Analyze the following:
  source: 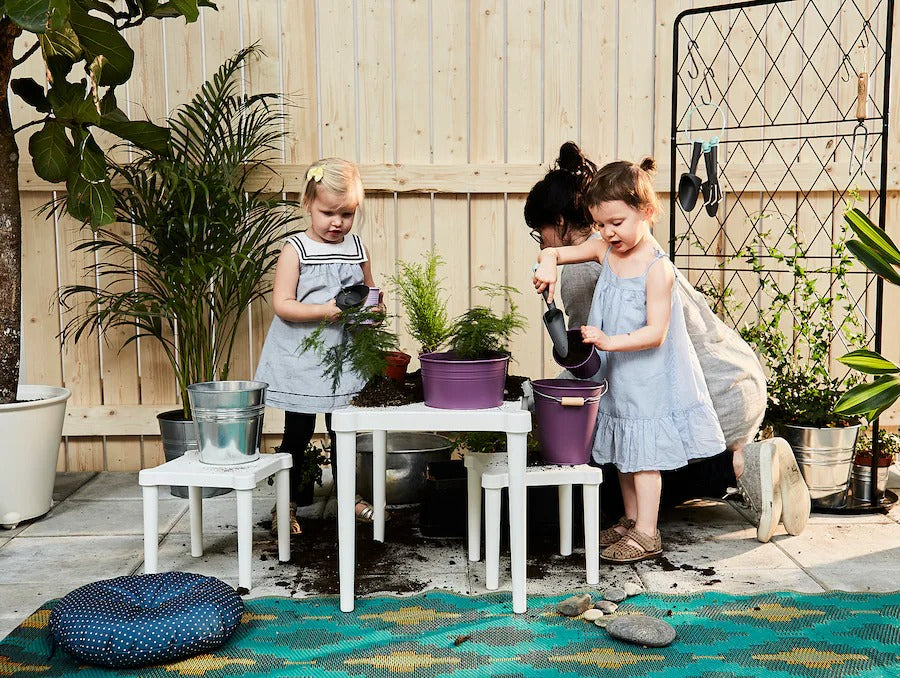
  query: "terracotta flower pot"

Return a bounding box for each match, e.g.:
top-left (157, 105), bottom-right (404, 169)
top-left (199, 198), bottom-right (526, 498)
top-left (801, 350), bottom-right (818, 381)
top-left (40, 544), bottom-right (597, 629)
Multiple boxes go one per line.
top-left (384, 351), bottom-right (412, 382)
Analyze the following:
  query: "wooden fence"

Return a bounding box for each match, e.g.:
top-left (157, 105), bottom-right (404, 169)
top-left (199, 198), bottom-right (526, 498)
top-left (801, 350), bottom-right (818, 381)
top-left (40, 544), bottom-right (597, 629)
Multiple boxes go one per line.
top-left (12, 0), bottom-right (900, 471)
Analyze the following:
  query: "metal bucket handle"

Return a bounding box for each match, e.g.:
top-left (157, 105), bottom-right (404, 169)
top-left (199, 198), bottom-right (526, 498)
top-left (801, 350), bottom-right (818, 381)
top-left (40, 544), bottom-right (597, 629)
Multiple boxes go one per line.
top-left (534, 380), bottom-right (608, 407)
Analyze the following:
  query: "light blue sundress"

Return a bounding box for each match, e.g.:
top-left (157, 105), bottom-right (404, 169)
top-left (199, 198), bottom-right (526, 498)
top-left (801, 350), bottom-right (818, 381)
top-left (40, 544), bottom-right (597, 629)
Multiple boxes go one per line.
top-left (254, 232), bottom-right (368, 413)
top-left (588, 248), bottom-right (725, 472)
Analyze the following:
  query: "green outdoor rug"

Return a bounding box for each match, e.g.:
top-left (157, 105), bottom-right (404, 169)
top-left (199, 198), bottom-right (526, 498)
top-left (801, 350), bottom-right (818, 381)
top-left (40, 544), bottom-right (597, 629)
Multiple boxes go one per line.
top-left (1, 590), bottom-right (898, 677)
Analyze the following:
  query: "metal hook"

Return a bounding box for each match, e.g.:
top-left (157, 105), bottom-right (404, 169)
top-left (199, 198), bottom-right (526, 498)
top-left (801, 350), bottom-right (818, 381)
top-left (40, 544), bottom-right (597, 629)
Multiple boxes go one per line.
top-left (686, 39), bottom-right (700, 79)
top-left (700, 67), bottom-right (715, 105)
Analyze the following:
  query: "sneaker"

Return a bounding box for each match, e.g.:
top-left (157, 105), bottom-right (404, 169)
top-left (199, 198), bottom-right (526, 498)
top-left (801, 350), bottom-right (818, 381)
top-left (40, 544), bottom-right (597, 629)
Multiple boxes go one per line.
top-left (726, 440), bottom-right (781, 543)
top-left (772, 437), bottom-right (810, 535)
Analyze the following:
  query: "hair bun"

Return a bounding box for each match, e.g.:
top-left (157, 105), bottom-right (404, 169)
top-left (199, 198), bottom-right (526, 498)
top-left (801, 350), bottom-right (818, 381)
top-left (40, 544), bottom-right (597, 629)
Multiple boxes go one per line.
top-left (639, 156), bottom-right (657, 175)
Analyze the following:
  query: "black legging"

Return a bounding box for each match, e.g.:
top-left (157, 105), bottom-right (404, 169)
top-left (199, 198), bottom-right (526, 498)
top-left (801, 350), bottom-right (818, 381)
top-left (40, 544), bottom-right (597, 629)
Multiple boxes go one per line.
top-left (281, 411), bottom-right (337, 501)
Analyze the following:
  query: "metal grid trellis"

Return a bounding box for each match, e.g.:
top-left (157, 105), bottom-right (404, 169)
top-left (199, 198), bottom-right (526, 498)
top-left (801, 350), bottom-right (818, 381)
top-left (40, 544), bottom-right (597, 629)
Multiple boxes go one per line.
top-left (669, 0), bottom-right (893, 367)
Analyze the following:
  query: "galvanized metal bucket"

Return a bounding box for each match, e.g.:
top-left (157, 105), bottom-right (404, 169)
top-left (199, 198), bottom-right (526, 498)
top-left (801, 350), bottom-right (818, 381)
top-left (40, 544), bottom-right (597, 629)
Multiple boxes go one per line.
top-left (187, 381), bottom-right (267, 465)
top-left (778, 424), bottom-right (860, 509)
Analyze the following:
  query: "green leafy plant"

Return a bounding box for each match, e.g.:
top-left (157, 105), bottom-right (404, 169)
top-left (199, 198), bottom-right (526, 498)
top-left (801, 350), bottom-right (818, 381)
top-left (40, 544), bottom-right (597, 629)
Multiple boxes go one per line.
top-left (59, 47), bottom-right (299, 419)
top-left (854, 429), bottom-right (900, 465)
top-left (450, 285), bottom-right (527, 359)
top-left (736, 215), bottom-right (866, 428)
top-left (301, 304), bottom-right (400, 391)
top-left (834, 208), bottom-right (900, 423)
top-left (0, 1), bottom-right (215, 403)
top-left (390, 251), bottom-right (453, 354)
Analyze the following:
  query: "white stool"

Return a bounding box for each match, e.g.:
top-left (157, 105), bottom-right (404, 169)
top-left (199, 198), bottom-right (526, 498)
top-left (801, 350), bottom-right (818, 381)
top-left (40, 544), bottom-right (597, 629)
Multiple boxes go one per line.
top-left (138, 451), bottom-right (292, 591)
top-left (464, 452), bottom-right (602, 590)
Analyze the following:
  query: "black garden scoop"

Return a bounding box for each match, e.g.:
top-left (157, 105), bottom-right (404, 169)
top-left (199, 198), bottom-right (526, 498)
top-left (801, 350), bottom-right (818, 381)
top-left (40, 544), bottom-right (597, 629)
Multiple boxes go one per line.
top-left (542, 289), bottom-right (569, 358)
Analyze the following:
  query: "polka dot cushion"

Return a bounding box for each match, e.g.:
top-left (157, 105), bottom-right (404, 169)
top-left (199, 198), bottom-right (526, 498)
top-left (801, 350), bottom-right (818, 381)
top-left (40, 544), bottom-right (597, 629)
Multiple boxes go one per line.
top-left (49, 572), bottom-right (244, 668)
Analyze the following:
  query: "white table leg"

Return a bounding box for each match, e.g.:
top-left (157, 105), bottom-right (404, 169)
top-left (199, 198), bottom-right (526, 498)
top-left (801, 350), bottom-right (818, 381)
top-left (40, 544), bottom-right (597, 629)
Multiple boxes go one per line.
top-left (336, 430), bottom-right (357, 612)
top-left (506, 431), bottom-right (528, 614)
top-left (276, 468), bottom-right (290, 562)
top-left (236, 489), bottom-right (253, 591)
top-left (372, 429), bottom-right (387, 542)
top-left (188, 485), bottom-right (203, 557)
top-left (142, 485), bottom-right (159, 574)
top-left (558, 483), bottom-right (573, 556)
top-left (467, 465), bottom-right (482, 562)
top-left (583, 484), bottom-right (600, 586)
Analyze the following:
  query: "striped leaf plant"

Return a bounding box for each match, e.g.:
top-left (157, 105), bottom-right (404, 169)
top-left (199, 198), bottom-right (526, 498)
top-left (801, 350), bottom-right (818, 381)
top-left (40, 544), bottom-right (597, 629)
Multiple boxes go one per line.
top-left (834, 208), bottom-right (900, 422)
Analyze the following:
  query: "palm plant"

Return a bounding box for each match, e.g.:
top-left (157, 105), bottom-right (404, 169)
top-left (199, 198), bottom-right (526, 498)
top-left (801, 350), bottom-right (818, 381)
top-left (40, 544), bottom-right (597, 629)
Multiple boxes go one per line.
top-left (59, 46), bottom-right (299, 419)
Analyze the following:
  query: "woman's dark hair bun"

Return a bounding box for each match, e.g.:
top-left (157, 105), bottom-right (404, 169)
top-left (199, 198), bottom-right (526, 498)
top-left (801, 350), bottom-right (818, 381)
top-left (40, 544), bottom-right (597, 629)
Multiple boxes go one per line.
top-left (639, 156), bottom-right (657, 175)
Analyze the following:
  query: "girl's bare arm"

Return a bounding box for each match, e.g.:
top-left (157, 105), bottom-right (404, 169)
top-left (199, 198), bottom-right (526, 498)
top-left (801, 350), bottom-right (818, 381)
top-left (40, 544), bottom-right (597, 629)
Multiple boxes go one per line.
top-left (271, 247), bottom-right (341, 322)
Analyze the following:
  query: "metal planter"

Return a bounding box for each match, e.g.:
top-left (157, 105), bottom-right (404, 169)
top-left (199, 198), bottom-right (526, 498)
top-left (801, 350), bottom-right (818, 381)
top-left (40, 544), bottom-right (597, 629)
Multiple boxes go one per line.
top-left (187, 381), bottom-right (267, 465)
top-left (778, 424), bottom-right (860, 509)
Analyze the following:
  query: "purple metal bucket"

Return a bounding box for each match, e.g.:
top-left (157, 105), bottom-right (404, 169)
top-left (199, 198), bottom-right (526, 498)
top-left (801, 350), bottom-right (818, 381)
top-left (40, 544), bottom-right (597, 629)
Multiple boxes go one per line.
top-left (420, 351), bottom-right (509, 409)
top-left (552, 329), bottom-right (602, 379)
top-left (533, 378), bottom-right (607, 464)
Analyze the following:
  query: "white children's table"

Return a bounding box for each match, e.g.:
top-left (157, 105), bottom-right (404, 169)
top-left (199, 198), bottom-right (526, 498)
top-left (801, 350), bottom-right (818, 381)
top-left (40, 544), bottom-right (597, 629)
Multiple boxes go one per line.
top-left (332, 401), bottom-right (532, 613)
top-left (138, 451), bottom-right (293, 591)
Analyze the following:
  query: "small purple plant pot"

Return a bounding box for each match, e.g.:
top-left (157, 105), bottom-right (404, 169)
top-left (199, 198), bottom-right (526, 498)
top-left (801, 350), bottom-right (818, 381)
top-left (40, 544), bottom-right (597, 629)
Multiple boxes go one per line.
top-left (533, 378), bottom-right (607, 464)
top-left (420, 351), bottom-right (509, 409)
top-left (552, 329), bottom-right (602, 379)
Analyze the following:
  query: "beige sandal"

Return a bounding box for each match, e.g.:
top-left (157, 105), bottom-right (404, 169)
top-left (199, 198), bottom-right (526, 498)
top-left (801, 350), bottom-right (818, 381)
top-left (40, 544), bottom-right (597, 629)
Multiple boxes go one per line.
top-left (601, 527), bottom-right (662, 564)
top-left (271, 503), bottom-right (302, 535)
top-left (600, 517), bottom-right (636, 546)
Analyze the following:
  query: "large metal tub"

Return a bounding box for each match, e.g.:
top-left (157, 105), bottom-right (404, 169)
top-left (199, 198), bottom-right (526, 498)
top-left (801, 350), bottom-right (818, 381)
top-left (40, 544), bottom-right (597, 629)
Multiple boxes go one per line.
top-left (356, 432), bottom-right (453, 505)
top-left (778, 424), bottom-right (860, 509)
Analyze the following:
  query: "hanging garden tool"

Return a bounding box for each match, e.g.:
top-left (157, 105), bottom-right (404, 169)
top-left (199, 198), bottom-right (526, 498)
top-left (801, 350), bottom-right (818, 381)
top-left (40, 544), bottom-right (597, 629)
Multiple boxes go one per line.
top-left (850, 70), bottom-right (869, 176)
top-left (678, 140), bottom-right (704, 211)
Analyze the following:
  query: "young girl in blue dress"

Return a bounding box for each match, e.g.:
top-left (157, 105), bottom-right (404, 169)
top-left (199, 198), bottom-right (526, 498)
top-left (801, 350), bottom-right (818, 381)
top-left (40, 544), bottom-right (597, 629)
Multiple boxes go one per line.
top-left (255, 157), bottom-right (380, 534)
top-left (533, 157), bottom-right (726, 563)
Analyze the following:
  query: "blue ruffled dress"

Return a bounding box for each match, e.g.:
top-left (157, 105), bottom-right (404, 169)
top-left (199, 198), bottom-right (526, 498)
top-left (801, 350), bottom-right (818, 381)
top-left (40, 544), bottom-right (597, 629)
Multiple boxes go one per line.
top-left (588, 248), bottom-right (725, 472)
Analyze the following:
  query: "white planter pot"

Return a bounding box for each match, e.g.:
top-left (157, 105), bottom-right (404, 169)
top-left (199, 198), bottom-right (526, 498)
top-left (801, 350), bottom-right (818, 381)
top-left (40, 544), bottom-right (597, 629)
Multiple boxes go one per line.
top-left (0, 385), bottom-right (71, 528)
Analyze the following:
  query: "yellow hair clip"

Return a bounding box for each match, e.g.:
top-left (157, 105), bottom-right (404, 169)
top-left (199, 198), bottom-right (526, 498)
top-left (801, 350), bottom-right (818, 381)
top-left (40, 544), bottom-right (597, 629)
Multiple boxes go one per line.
top-left (306, 166), bottom-right (324, 183)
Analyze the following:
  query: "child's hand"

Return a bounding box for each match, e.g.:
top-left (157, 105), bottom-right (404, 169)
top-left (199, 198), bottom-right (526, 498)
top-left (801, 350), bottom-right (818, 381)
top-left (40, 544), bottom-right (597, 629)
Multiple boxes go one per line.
top-left (581, 325), bottom-right (611, 350)
top-left (533, 257), bottom-right (558, 302)
top-left (322, 299), bottom-right (342, 321)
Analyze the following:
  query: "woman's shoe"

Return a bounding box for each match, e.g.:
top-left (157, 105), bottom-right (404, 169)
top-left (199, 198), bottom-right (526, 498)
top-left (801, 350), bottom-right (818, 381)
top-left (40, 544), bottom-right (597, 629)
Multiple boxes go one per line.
top-left (600, 517), bottom-right (636, 546)
top-left (600, 527), bottom-right (663, 564)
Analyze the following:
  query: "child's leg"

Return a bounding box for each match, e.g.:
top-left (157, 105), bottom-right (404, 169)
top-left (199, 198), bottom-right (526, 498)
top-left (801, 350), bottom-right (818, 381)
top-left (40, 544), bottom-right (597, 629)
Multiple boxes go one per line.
top-left (633, 470), bottom-right (662, 538)
top-left (282, 411), bottom-right (317, 502)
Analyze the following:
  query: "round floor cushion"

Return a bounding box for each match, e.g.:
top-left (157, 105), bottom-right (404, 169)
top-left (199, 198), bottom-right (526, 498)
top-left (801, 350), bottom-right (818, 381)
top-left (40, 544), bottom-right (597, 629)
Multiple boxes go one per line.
top-left (49, 572), bottom-right (244, 668)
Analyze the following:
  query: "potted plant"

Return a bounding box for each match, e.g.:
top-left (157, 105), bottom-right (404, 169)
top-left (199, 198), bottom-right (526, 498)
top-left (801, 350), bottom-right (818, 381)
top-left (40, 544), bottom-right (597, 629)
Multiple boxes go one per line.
top-left (0, 2), bottom-right (211, 527)
top-left (850, 430), bottom-right (898, 502)
top-left (737, 217), bottom-right (865, 508)
top-left (58, 47), bottom-right (298, 490)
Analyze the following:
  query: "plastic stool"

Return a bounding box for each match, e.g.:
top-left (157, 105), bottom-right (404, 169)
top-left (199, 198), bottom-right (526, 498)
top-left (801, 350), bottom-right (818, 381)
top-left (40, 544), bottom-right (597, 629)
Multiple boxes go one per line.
top-left (464, 452), bottom-right (602, 590)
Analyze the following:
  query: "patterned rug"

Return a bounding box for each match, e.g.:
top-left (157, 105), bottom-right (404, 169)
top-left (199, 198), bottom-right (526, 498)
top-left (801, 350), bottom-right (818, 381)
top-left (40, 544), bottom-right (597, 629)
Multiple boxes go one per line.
top-left (1, 590), bottom-right (898, 677)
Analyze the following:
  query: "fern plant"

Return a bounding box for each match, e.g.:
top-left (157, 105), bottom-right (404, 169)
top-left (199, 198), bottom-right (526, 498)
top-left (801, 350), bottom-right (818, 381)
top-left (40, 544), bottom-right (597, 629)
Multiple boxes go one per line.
top-left (58, 47), bottom-right (299, 419)
top-left (450, 285), bottom-right (527, 359)
top-left (301, 305), bottom-right (400, 391)
top-left (390, 251), bottom-right (453, 354)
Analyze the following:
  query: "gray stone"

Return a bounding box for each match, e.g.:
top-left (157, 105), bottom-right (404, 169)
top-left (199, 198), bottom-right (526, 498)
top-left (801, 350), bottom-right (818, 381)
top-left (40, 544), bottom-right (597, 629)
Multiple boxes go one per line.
top-left (582, 608), bottom-right (603, 621)
top-left (602, 587), bottom-right (627, 603)
top-left (623, 582), bottom-right (644, 597)
top-left (594, 600), bottom-right (618, 614)
top-left (606, 615), bottom-right (676, 648)
top-left (556, 594), bottom-right (592, 617)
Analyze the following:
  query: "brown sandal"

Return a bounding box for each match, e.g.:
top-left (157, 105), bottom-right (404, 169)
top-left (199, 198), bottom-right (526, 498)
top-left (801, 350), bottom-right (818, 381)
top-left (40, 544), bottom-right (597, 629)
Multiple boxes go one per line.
top-left (601, 527), bottom-right (662, 564)
top-left (600, 517), bottom-right (636, 546)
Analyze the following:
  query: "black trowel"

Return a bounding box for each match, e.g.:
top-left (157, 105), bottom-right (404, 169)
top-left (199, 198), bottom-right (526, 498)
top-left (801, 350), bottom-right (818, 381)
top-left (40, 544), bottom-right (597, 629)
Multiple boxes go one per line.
top-left (542, 289), bottom-right (569, 358)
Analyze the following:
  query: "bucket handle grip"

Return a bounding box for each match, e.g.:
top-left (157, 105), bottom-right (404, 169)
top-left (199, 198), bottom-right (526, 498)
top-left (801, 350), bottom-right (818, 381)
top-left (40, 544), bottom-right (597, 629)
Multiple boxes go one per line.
top-left (534, 380), bottom-right (608, 406)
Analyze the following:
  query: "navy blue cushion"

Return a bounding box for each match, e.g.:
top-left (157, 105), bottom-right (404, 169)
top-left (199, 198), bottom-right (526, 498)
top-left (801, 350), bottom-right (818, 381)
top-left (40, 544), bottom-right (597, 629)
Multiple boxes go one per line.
top-left (49, 572), bottom-right (244, 668)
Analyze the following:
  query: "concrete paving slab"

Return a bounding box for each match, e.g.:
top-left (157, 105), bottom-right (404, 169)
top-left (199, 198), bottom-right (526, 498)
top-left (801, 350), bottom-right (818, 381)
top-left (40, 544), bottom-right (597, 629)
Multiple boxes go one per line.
top-left (0, 536), bottom-right (145, 586)
top-left (52, 472), bottom-right (96, 502)
top-left (635, 567), bottom-right (825, 594)
top-left (16, 499), bottom-right (185, 537)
